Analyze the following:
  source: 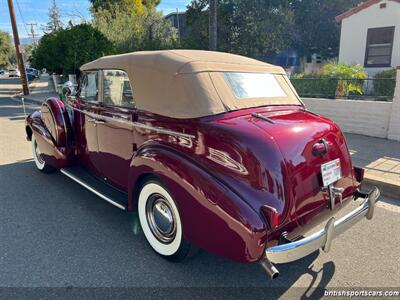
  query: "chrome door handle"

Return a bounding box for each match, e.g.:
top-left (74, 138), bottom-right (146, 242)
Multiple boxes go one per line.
top-left (87, 118), bottom-right (96, 123)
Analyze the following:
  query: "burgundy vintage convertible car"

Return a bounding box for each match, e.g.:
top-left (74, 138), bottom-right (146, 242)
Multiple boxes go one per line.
top-left (25, 50), bottom-right (379, 279)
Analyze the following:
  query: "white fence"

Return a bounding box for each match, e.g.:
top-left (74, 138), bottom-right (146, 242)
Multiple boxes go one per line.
top-left (302, 67), bottom-right (400, 141)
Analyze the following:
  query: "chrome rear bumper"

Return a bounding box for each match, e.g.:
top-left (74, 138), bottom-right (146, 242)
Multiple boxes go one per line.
top-left (261, 187), bottom-right (379, 278)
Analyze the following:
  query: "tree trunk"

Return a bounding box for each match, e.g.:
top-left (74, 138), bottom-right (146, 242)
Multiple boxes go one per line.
top-left (209, 0), bottom-right (217, 51)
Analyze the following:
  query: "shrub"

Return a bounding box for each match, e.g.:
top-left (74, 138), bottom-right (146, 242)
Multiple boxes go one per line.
top-left (322, 63), bottom-right (367, 96)
top-left (373, 69), bottom-right (396, 99)
top-left (31, 24), bottom-right (115, 75)
top-left (291, 63), bottom-right (368, 98)
top-left (291, 73), bottom-right (339, 98)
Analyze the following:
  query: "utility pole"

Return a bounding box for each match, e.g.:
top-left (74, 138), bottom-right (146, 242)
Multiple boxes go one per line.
top-left (27, 23), bottom-right (38, 46)
top-left (209, 0), bottom-right (217, 51)
top-left (7, 0), bottom-right (30, 95)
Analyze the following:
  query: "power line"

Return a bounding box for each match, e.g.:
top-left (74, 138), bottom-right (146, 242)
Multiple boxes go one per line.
top-left (14, 0), bottom-right (29, 37)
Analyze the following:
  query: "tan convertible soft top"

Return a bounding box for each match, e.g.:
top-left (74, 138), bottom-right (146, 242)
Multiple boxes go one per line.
top-left (81, 50), bottom-right (302, 119)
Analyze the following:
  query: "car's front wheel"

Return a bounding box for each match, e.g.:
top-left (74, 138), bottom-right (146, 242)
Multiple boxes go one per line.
top-left (138, 178), bottom-right (194, 262)
top-left (31, 135), bottom-right (55, 173)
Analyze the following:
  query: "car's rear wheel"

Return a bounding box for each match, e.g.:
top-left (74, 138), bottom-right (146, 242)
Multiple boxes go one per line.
top-left (31, 135), bottom-right (55, 173)
top-left (138, 178), bottom-right (194, 262)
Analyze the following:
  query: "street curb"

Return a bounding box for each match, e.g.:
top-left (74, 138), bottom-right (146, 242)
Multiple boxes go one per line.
top-left (362, 176), bottom-right (400, 199)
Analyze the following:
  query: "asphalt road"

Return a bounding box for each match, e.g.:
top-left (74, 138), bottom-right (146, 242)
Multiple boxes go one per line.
top-left (0, 77), bottom-right (399, 298)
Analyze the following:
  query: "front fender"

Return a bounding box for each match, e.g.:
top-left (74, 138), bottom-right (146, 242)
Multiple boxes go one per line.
top-left (26, 109), bottom-right (74, 169)
top-left (128, 144), bottom-right (267, 263)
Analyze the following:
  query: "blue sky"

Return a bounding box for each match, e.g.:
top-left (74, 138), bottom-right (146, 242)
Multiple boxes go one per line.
top-left (0, 0), bottom-right (191, 39)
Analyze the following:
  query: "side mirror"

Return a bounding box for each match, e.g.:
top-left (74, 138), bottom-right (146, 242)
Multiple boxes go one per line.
top-left (62, 81), bottom-right (76, 97)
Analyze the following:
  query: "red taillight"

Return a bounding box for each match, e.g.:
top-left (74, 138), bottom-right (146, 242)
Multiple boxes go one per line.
top-left (354, 166), bottom-right (365, 182)
top-left (261, 205), bottom-right (279, 230)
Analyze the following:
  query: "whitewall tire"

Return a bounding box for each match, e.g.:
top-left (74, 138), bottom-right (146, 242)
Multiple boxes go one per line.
top-left (138, 179), bottom-right (194, 261)
top-left (31, 135), bottom-right (54, 173)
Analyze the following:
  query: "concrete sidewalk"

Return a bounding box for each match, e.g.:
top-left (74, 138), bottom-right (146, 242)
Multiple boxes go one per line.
top-left (16, 74), bottom-right (58, 104)
top-left (346, 133), bottom-right (400, 198)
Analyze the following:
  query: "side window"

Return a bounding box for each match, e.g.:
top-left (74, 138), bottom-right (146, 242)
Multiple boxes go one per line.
top-left (80, 71), bottom-right (99, 102)
top-left (102, 70), bottom-right (135, 107)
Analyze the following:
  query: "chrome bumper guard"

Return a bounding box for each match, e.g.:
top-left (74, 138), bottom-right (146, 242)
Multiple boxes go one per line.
top-left (265, 187), bottom-right (380, 266)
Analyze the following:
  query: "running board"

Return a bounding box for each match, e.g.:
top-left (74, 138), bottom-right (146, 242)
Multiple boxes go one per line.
top-left (60, 167), bottom-right (127, 210)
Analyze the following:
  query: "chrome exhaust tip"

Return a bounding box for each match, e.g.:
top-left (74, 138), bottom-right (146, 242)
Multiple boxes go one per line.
top-left (260, 258), bottom-right (280, 279)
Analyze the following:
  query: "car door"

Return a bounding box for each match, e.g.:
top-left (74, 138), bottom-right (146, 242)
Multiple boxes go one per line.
top-left (96, 69), bottom-right (136, 191)
top-left (77, 70), bottom-right (103, 177)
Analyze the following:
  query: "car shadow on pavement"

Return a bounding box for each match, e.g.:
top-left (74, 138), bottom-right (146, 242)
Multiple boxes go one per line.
top-left (0, 97), bottom-right (38, 119)
top-left (0, 160), bottom-right (335, 296)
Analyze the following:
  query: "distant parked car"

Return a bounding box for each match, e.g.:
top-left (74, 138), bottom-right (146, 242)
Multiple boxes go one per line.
top-left (26, 73), bottom-right (36, 82)
top-left (26, 68), bottom-right (39, 81)
top-left (26, 68), bottom-right (40, 79)
top-left (0, 69), bottom-right (5, 75)
top-left (8, 69), bottom-right (20, 77)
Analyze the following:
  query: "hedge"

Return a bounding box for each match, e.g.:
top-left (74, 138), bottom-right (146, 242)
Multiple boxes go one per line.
top-left (373, 69), bottom-right (396, 99)
top-left (291, 74), bottom-right (339, 98)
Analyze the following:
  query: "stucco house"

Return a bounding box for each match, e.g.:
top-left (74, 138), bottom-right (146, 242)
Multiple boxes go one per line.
top-left (336, 0), bottom-right (400, 75)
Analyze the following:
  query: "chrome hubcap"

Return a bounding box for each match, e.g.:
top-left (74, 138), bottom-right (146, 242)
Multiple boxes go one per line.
top-left (34, 140), bottom-right (44, 164)
top-left (146, 194), bottom-right (176, 244)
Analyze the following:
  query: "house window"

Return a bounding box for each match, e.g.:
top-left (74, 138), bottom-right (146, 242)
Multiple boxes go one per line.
top-left (364, 26), bottom-right (395, 67)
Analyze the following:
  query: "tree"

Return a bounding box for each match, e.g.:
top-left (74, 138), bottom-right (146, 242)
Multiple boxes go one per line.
top-left (290, 0), bottom-right (361, 58)
top-left (44, 0), bottom-right (63, 33)
top-left (184, 0), bottom-right (295, 60)
top-left (92, 2), bottom-right (178, 53)
top-left (31, 24), bottom-right (114, 75)
top-left (183, 0), bottom-right (209, 50)
top-left (22, 44), bottom-right (35, 63)
top-left (209, 0), bottom-right (217, 50)
top-left (184, 0), bottom-right (362, 60)
top-left (230, 0), bottom-right (295, 59)
top-left (90, 0), bottom-right (159, 13)
top-left (0, 30), bottom-right (15, 68)
top-left (141, 9), bottom-right (178, 50)
top-left (142, 0), bottom-right (160, 8)
top-left (93, 4), bottom-right (143, 52)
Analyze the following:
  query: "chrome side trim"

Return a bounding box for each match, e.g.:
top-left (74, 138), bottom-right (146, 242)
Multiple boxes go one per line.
top-left (66, 104), bottom-right (195, 139)
top-left (265, 187), bottom-right (380, 264)
top-left (60, 168), bottom-right (126, 210)
top-left (131, 121), bottom-right (195, 139)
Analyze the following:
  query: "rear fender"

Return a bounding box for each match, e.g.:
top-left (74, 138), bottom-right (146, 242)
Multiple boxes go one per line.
top-left (128, 144), bottom-right (267, 263)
